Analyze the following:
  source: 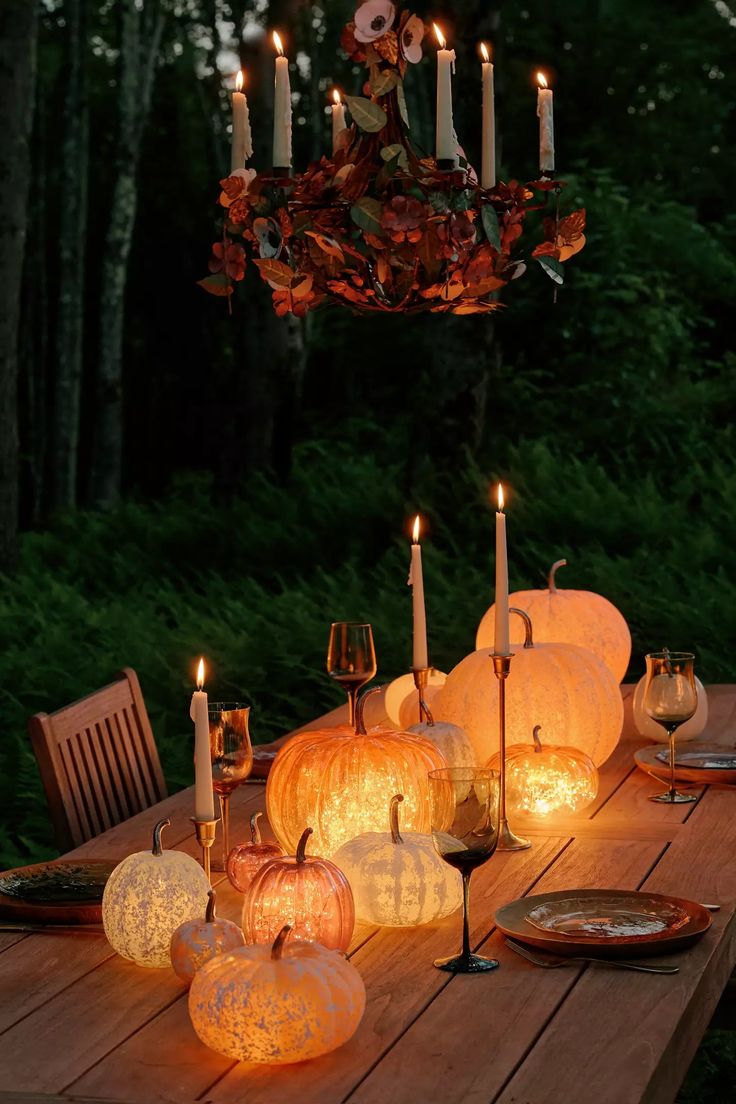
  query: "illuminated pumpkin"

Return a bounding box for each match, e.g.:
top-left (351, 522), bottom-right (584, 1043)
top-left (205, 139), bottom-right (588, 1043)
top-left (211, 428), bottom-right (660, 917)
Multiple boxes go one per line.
top-left (242, 827), bottom-right (355, 952)
top-left (189, 924), bottom-right (365, 1064)
top-left (227, 811), bottom-right (284, 893)
top-left (266, 690), bottom-right (448, 858)
top-left (438, 609), bottom-right (623, 767)
top-left (170, 888), bottom-right (245, 985)
top-left (407, 718), bottom-right (476, 770)
top-left (476, 559), bottom-right (631, 683)
top-left (487, 725), bottom-right (598, 817)
top-left (633, 674), bottom-right (708, 743)
top-left (333, 794), bottom-right (462, 927)
top-left (102, 818), bottom-right (209, 968)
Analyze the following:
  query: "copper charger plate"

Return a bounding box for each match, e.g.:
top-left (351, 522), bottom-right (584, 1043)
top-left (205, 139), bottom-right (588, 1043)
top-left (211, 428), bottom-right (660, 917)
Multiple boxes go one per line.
top-left (635, 744), bottom-right (736, 787)
top-left (0, 860), bottom-right (119, 924)
top-left (495, 889), bottom-right (712, 959)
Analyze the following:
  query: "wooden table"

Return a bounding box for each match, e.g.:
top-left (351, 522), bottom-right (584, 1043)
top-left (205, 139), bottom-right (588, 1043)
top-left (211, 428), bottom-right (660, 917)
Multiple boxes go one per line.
top-left (2, 686), bottom-right (735, 1104)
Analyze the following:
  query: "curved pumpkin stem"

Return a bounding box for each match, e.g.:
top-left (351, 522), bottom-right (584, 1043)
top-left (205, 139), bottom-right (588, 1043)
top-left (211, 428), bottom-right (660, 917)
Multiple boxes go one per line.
top-left (354, 685), bottom-right (384, 735)
top-left (532, 725), bottom-right (544, 753)
top-left (390, 794), bottom-right (404, 845)
top-left (271, 924), bottom-right (293, 960)
top-left (205, 888), bottom-right (217, 923)
top-left (295, 827), bottom-right (313, 863)
top-left (152, 818), bottom-right (170, 856)
top-left (509, 607), bottom-right (534, 649)
top-left (250, 810), bottom-right (263, 845)
top-left (548, 559), bottom-right (567, 593)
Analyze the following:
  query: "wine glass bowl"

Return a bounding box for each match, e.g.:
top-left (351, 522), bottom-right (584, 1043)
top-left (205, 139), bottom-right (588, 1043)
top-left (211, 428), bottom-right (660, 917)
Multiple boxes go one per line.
top-left (643, 652), bottom-right (697, 804)
top-left (208, 703), bottom-right (254, 870)
top-left (326, 622), bottom-right (377, 726)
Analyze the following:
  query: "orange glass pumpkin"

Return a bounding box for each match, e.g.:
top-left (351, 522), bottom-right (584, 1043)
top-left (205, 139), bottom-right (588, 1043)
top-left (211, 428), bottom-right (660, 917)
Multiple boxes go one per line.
top-left (266, 690), bottom-right (448, 858)
top-left (170, 888), bottom-right (245, 985)
top-left (487, 725), bottom-right (599, 817)
top-left (476, 559), bottom-right (632, 683)
top-left (242, 827), bottom-right (355, 952)
top-left (438, 609), bottom-right (623, 767)
top-left (227, 811), bottom-right (284, 893)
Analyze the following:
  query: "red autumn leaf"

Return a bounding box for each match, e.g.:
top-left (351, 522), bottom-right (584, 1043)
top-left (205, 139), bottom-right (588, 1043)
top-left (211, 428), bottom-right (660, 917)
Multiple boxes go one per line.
top-left (304, 231), bottom-right (345, 263)
top-left (532, 240), bottom-right (559, 259)
top-left (253, 258), bottom-right (294, 288)
top-left (374, 29), bottom-right (399, 65)
top-left (197, 273), bottom-right (233, 297)
top-left (558, 208), bottom-right (586, 243)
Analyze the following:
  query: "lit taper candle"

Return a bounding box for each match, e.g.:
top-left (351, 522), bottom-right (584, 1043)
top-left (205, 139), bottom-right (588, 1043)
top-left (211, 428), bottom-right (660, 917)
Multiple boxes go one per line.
top-left (231, 70), bottom-right (253, 173)
top-left (494, 485), bottom-right (510, 655)
top-left (433, 23), bottom-right (457, 166)
top-left (480, 43), bottom-right (496, 189)
top-left (536, 71), bottom-right (555, 173)
top-left (408, 515), bottom-right (429, 669)
top-left (331, 88), bottom-right (347, 154)
top-left (190, 658), bottom-right (215, 821)
top-left (272, 31), bottom-right (292, 169)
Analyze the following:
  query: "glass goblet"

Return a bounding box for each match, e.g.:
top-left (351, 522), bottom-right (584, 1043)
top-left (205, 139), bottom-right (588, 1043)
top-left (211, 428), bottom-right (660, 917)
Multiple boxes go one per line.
top-left (429, 767), bottom-right (501, 973)
top-left (208, 703), bottom-right (254, 870)
top-left (326, 622), bottom-right (377, 727)
top-left (643, 651), bottom-right (698, 804)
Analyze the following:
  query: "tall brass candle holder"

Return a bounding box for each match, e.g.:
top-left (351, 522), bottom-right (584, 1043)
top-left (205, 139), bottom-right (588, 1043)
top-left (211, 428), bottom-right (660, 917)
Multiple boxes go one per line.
top-left (491, 652), bottom-right (531, 852)
top-left (190, 816), bottom-right (220, 883)
top-left (412, 667), bottom-right (435, 725)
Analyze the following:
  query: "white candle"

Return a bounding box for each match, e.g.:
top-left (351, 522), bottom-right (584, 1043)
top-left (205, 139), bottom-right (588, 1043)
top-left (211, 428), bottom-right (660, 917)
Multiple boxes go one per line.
top-left (480, 44), bottom-right (496, 189)
top-left (494, 485), bottom-right (510, 655)
top-left (537, 71), bottom-right (555, 173)
top-left (332, 89), bottom-right (347, 154)
top-left (408, 515), bottom-right (429, 669)
top-left (433, 24), bottom-right (457, 166)
top-left (190, 658), bottom-right (215, 821)
top-left (272, 32), bottom-right (292, 169)
top-left (230, 70), bottom-right (252, 173)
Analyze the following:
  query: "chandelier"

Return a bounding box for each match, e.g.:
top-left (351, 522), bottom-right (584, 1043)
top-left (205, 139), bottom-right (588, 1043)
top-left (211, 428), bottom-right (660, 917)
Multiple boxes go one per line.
top-left (199, 3), bottom-right (586, 317)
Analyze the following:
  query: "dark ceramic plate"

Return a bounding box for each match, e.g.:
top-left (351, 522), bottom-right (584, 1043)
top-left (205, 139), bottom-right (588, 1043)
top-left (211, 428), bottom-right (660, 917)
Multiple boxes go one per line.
top-left (0, 860), bottom-right (119, 923)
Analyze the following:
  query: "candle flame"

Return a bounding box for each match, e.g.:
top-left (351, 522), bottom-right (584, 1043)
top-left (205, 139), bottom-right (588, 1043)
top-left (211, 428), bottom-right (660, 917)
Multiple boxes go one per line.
top-left (433, 23), bottom-right (446, 49)
top-left (196, 657), bottom-right (205, 690)
top-left (497, 484), bottom-right (505, 511)
top-left (333, 88), bottom-right (341, 105)
top-left (537, 71), bottom-right (548, 89)
top-left (480, 42), bottom-right (490, 63)
top-left (412, 515), bottom-right (421, 543)
top-left (273, 30), bottom-right (284, 56)
top-left (235, 70), bottom-right (243, 92)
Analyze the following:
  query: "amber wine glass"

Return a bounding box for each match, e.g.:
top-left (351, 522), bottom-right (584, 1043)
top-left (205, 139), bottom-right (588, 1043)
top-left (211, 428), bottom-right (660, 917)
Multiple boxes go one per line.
top-left (208, 703), bottom-right (254, 870)
top-left (643, 651), bottom-right (698, 804)
top-left (326, 622), bottom-right (377, 727)
top-left (429, 767), bottom-right (501, 973)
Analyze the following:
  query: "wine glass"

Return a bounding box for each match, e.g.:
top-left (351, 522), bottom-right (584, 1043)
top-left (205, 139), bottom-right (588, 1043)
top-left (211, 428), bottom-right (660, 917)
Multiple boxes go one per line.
top-left (208, 703), bottom-right (254, 870)
top-left (326, 622), bottom-right (377, 727)
top-left (428, 767), bottom-right (501, 973)
top-left (643, 651), bottom-right (698, 804)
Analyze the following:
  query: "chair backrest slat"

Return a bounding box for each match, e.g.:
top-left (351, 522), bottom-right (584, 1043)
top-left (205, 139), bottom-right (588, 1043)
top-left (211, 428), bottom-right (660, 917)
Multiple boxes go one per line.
top-left (29, 669), bottom-right (168, 851)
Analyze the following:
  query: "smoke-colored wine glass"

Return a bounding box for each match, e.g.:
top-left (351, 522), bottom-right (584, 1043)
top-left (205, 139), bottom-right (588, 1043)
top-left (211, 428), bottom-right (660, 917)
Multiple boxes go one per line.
top-left (643, 651), bottom-right (698, 804)
top-left (326, 622), bottom-right (377, 727)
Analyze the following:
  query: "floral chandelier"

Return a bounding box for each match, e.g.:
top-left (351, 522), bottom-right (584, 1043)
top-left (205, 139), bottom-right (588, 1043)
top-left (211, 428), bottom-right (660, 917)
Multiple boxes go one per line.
top-left (199, 2), bottom-right (586, 317)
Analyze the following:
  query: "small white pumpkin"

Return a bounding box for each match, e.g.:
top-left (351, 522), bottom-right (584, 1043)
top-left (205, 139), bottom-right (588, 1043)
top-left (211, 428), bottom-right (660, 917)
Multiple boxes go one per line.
top-left (408, 718), bottom-right (476, 770)
top-left (333, 794), bottom-right (462, 927)
top-left (632, 674), bottom-right (708, 742)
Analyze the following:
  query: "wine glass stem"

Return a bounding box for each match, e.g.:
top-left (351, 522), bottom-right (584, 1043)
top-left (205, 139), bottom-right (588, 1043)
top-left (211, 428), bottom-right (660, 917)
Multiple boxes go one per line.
top-left (219, 792), bottom-right (230, 867)
top-left (461, 872), bottom-right (472, 961)
top-left (347, 687), bottom-right (358, 727)
top-left (667, 726), bottom-right (677, 796)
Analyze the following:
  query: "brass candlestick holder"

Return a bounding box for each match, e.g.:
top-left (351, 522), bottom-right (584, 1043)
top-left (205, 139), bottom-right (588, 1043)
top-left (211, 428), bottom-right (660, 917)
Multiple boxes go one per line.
top-left (190, 816), bottom-right (220, 883)
top-left (491, 653), bottom-right (531, 852)
top-left (412, 667), bottom-right (435, 725)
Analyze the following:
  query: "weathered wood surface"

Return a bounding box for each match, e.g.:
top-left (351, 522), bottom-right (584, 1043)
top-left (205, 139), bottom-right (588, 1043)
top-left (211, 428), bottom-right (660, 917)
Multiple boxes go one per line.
top-left (1, 685), bottom-right (734, 1104)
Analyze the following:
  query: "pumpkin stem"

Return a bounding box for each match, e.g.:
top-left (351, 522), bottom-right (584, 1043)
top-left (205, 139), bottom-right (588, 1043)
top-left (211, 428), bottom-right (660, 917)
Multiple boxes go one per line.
top-left (271, 924), bottom-right (292, 960)
top-left (354, 685), bottom-right (384, 735)
top-left (250, 810), bottom-right (262, 845)
top-left (205, 888), bottom-right (217, 923)
top-left (295, 827), bottom-right (313, 863)
top-left (548, 559), bottom-right (567, 593)
top-left (532, 725), bottom-right (544, 753)
top-left (509, 607), bottom-right (534, 649)
top-left (152, 818), bottom-right (170, 856)
top-left (390, 794), bottom-right (404, 845)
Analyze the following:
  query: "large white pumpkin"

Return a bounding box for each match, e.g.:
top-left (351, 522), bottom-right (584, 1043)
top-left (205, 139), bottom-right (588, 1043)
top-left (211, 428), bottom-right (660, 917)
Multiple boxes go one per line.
top-left (437, 610), bottom-right (623, 767)
top-left (632, 674), bottom-right (708, 742)
top-left (102, 818), bottom-right (210, 968)
top-left (476, 559), bottom-right (631, 684)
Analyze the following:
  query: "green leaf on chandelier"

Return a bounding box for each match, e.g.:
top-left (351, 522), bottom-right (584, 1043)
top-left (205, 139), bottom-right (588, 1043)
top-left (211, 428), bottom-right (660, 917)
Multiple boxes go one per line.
top-left (428, 192), bottom-right (450, 213)
top-left (535, 255), bottom-right (565, 284)
top-left (451, 190), bottom-right (473, 213)
top-left (370, 67), bottom-right (398, 97)
top-left (482, 207), bottom-right (502, 251)
top-left (196, 273), bottom-right (233, 297)
top-left (396, 80), bottom-right (410, 128)
top-left (376, 153), bottom-right (401, 190)
top-left (344, 96), bottom-right (387, 134)
top-left (350, 197), bottom-right (384, 237)
top-left (381, 144), bottom-right (409, 170)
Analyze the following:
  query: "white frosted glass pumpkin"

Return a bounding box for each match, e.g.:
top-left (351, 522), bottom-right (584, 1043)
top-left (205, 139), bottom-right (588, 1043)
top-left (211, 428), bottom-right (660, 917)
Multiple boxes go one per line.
top-left (333, 794), bottom-right (462, 927)
top-left (632, 674), bottom-right (708, 742)
top-left (384, 669), bottom-right (447, 729)
top-left (407, 719), bottom-right (476, 770)
top-left (102, 818), bottom-right (210, 968)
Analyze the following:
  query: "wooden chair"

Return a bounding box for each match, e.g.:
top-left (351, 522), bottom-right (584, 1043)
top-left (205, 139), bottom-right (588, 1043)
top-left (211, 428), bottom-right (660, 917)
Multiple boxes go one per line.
top-left (29, 668), bottom-right (168, 851)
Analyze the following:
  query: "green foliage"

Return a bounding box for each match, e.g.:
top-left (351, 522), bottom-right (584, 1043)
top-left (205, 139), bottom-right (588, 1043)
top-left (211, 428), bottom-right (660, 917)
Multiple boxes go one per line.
top-left (678, 1029), bottom-right (736, 1103)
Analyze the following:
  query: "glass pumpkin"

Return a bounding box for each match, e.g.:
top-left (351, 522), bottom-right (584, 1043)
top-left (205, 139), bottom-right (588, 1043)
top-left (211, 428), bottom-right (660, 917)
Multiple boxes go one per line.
top-left (333, 794), bottom-right (462, 926)
top-left (476, 559), bottom-right (631, 683)
top-left (102, 818), bottom-right (210, 968)
top-left (241, 827), bottom-right (355, 952)
top-left (170, 888), bottom-right (245, 985)
top-left (438, 609), bottom-right (623, 767)
top-left (227, 811), bottom-right (284, 892)
top-left (487, 725), bottom-right (599, 817)
top-left (189, 924), bottom-right (366, 1064)
top-left (632, 673), bottom-right (708, 743)
top-left (266, 690), bottom-right (449, 858)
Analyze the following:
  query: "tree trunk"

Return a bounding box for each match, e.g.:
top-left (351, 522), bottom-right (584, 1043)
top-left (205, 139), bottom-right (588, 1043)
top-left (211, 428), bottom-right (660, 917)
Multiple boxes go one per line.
top-left (51, 0), bottom-right (88, 511)
top-left (88, 0), bottom-right (164, 509)
top-left (0, 1), bottom-right (37, 570)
